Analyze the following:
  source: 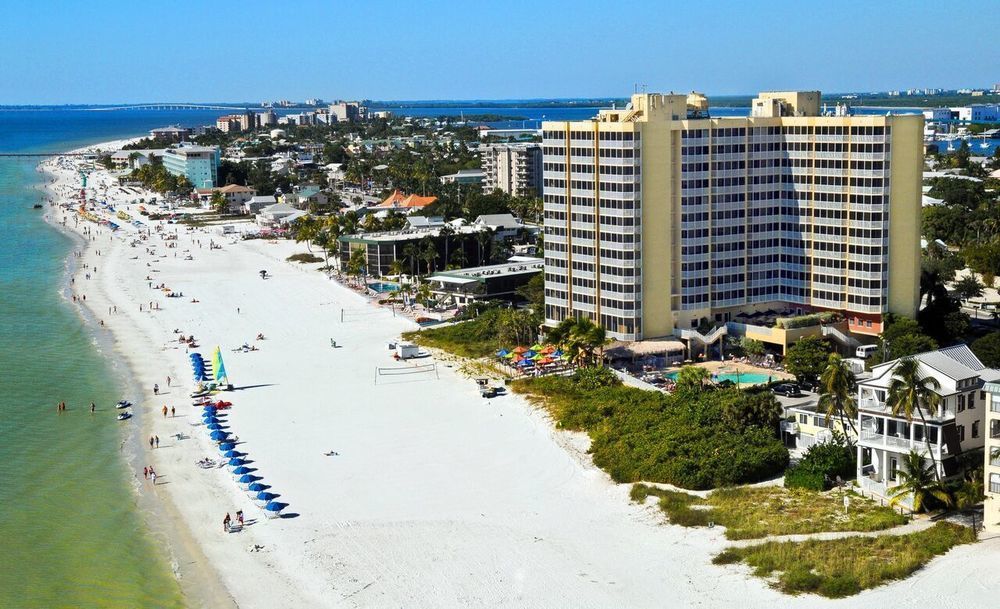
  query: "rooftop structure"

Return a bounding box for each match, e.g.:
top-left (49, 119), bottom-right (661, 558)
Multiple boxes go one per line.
top-left (162, 144), bottom-right (220, 189)
top-left (427, 257), bottom-right (544, 306)
top-left (375, 190), bottom-right (438, 213)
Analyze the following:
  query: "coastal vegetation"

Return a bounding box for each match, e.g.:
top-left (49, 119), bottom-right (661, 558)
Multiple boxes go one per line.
top-left (784, 438), bottom-right (856, 491)
top-left (631, 484), bottom-right (906, 540)
top-left (128, 156), bottom-right (192, 195)
top-left (712, 522), bottom-right (975, 598)
top-left (402, 306), bottom-right (540, 358)
top-left (512, 368), bottom-right (788, 489)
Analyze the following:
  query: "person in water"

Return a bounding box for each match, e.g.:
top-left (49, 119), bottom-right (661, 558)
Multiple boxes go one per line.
top-left (90, 402), bottom-right (95, 413)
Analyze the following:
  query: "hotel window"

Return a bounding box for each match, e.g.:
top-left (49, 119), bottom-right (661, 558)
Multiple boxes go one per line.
top-left (973, 421), bottom-right (980, 439)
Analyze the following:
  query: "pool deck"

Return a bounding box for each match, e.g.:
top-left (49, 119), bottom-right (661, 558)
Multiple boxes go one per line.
top-left (664, 359), bottom-right (794, 384)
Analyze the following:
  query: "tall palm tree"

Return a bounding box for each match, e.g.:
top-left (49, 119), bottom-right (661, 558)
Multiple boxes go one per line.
top-left (438, 224), bottom-right (455, 268)
top-left (420, 240), bottom-right (439, 275)
top-left (476, 228), bottom-right (494, 265)
top-left (818, 353), bottom-right (858, 437)
top-left (886, 450), bottom-right (953, 513)
top-left (548, 317), bottom-right (608, 367)
top-left (402, 243), bottom-right (419, 277)
top-left (885, 357), bottom-right (942, 478)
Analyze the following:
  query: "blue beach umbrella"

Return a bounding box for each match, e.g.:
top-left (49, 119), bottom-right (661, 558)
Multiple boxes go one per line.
top-left (256, 491), bottom-right (279, 502)
top-left (207, 424), bottom-right (224, 432)
top-left (264, 501), bottom-right (285, 513)
top-left (228, 458), bottom-right (246, 467)
top-left (238, 474), bottom-right (260, 484)
top-left (224, 450), bottom-right (243, 458)
top-left (232, 466), bottom-right (253, 476)
top-left (219, 442), bottom-right (235, 451)
top-left (247, 482), bottom-right (268, 493)
top-left (496, 349), bottom-right (510, 357)
top-left (210, 430), bottom-right (229, 441)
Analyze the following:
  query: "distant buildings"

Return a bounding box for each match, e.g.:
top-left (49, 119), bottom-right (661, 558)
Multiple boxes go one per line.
top-left (985, 378), bottom-right (1000, 531)
top-left (330, 101), bottom-right (366, 123)
top-left (480, 143), bottom-right (542, 197)
top-left (542, 90), bottom-right (923, 342)
top-left (162, 144), bottom-right (220, 188)
top-left (149, 125), bottom-right (191, 140)
top-left (374, 190), bottom-right (438, 214)
top-left (216, 112), bottom-right (258, 133)
top-left (440, 168), bottom-right (485, 185)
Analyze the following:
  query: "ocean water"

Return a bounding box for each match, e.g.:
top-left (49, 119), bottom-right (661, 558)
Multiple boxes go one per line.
top-left (0, 108), bottom-right (230, 608)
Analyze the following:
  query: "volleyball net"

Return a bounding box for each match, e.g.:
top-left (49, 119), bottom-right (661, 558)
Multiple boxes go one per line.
top-left (374, 362), bottom-right (439, 385)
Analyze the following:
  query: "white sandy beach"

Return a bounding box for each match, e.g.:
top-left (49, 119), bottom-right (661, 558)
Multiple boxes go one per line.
top-left (41, 147), bottom-right (1000, 609)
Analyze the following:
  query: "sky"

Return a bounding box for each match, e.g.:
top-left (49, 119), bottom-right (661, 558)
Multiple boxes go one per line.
top-left (0, 0), bottom-right (996, 104)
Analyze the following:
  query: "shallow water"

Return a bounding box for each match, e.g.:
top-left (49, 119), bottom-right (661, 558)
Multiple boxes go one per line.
top-left (0, 109), bottom-right (230, 607)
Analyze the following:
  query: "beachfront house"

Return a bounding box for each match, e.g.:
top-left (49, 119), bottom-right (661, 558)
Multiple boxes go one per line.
top-left (983, 380), bottom-right (1000, 532)
top-left (783, 403), bottom-right (855, 452)
top-left (245, 195), bottom-right (277, 215)
top-left (857, 345), bottom-right (994, 506)
top-left (193, 184), bottom-right (256, 213)
top-left (256, 202), bottom-right (304, 227)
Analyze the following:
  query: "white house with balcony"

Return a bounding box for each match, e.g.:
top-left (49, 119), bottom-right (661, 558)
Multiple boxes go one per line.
top-left (982, 380), bottom-right (1000, 532)
top-left (856, 345), bottom-right (995, 505)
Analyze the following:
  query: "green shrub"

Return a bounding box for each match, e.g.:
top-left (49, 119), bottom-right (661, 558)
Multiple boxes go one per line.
top-left (286, 253), bottom-right (323, 263)
top-left (785, 440), bottom-right (856, 490)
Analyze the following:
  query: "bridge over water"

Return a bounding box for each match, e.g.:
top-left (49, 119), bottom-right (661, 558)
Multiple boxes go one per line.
top-left (85, 104), bottom-right (251, 112)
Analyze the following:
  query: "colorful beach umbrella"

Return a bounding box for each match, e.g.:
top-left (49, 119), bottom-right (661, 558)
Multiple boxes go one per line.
top-left (496, 349), bottom-right (510, 357)
top-left (530, 343), bottom-right (543, 351)
top-left (513, 346), bottom-right (528, 354)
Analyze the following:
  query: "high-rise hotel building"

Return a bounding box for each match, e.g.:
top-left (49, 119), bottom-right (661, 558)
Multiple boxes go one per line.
top-left (541, 91), bottom-right (922, 341)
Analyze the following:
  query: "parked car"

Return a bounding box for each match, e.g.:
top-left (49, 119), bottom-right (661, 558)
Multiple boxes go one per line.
top-left (772, 383), bottom-right (803, 397)
top-left (855, 344), bottom-right (879, 359)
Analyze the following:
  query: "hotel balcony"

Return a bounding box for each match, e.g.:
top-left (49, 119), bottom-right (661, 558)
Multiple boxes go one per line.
top-left (859, 429), bottom-right (943, 460)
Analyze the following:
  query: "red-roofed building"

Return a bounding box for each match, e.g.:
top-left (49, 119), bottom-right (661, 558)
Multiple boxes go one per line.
top-left (375, 190), bottom-right (438, 213)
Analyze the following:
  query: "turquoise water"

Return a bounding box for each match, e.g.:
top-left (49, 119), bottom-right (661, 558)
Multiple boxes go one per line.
top-left (664, 370), bottom-right (773, 385)
top-left (0, 108), bottom-right (232, 608)
top-left (368, 281), bottom-right (399, 293)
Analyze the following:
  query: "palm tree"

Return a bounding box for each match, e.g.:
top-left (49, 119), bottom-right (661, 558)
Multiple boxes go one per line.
top-left (438, 224), bottom-right (455, 268)
top-left (547, 317), bottom-right (608, 367)
top-left (675, 365), bottom-right (711, 392)
top-left (388, 259), bottom-right (405, 279)
top-left (292, 215), bottom-right (320, 251)
top-left (885, 357), bottom-right (942, 478)
top-left (420, 239), bottom-right (439, 275)
top-left (476, 228), bottom-right (494, 265)
top-left (887, 450), bottom-right (953, 513)
top-left (402, 243), bottom-right (419, 277)
top-left (818, 353), bottom-right (858, 437)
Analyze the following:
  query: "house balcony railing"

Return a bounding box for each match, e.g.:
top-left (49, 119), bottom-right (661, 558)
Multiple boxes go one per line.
top-left (859, 429), bottom-right (942, 458)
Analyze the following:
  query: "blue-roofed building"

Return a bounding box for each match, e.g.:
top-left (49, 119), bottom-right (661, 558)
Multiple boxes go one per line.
top-left (162, 144), bottom-right (220, 188)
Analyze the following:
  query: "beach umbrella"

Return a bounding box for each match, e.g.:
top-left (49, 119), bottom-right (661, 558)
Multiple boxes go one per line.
top-left (219, 442), bottom-right (235, 451)
top-left (530, 343), bottom-right (543, 351)
top-left (207, 423), bottom-right (224, 432)
top-left (264, 501), bottom-right (285, 514)
top-left (238, 474), bottom-right (259, 484)
top-left (247, 482), bottom-right (267, 493)
top-left (233, 466), bottom-right (253, 476)
top-left (212, 346), bottom-right (229, 384)
top-left (513, 346), bottom-right (527, 354)
top-left (228, 458), bottom-right (246, 467)
top-left (224, 450), bottom-right (243, 458)
top-left (496, 348), bottom-right (510, 357)
top-left (210, 430), bottom-right (229, 441)
top-left (256, 491), bottom-right (279, 503)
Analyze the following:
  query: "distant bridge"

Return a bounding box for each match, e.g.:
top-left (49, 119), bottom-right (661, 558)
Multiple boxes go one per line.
top-left (0, 152), bottom-right (94, 157)
top-left (85, 103), bottom-right (250, 112)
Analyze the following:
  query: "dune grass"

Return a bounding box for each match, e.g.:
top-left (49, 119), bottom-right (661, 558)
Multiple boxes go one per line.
top-left (632, 484), bottom-right (907, 540)
top-left (712, 522), bottom-right (975, 598)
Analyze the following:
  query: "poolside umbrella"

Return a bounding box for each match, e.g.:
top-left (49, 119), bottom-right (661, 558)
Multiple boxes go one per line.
top-left (531, 353), bottom-right (545, 361)
top-left (523, 350), bottom-right (537, 358)
top-left (503, 351), bottom-right (515, 359)
top-left (518, 359), bottom-right (534, 367)
top-left (212, 346), bottom-right (229, 384)
top-left (552, 349), bottom-right (563, 357)
top-left (210, 430), bottom-right (229, 441)
top-left (539, 356), bottom-right (554, 365)
top-left (228, 458), bottom-right (246, 467)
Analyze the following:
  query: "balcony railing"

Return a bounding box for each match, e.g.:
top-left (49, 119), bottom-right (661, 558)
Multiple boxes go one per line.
top-left (859, 430), bottom-right (941, 457)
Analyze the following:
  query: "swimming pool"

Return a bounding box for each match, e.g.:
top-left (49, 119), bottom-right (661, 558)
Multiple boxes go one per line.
top-left (368, 281), bottom-right (400, 293)
top-left (664, 370), bottom-right (773, 385)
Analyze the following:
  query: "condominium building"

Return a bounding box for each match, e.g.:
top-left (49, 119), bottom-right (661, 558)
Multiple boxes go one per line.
top-left (541, 91), bottom-right (922, 342)
top-left (983, 379), bottom-right (1000, 531)
top-left (481, 143), bottom-right (543, 197)
top-left (162, 144), bottom-right (220, 189)
top-left (856, 345), bottom-right (994, 507)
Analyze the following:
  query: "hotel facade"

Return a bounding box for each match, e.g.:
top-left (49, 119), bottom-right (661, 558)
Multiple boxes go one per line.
top-left (541, 91), bottom-right (922, 342)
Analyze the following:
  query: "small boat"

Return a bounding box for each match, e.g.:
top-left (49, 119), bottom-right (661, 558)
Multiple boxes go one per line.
top-left (117, 411), bottom-right (132, 421)
top-left (115, 400), bottom-right (132, 409)
top-left (32, 204), bottom-right (43, 209)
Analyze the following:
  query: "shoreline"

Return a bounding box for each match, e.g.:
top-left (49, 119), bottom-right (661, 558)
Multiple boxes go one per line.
top-left (39, 143), bottom-right (238, 609)
top-left (36, 139), bottom-right (1000, 609)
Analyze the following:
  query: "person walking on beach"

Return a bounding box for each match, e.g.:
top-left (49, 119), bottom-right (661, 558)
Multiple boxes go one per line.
top-left (153, 383), bottom-right (159, 395)
top-left (143, 466), bottom-right (148, 479)
top-left (162, 405), bottom-right (168, 418)
top-left (149, 436), bottom-right (154, 449)
top-left (170, 406), bottom-right (175, 418)
top-left (150, 471), bottom-right (157, 485)
top-left (223, 513), bottom-right (231, 532)
top-left (155, 435), bottom-right (160, 448)
top-left (166, 376), bottom-right (171, 387)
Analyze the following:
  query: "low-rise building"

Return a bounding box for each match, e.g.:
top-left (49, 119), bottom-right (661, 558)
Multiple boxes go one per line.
top-left (373, 190), bottom-right (438, 215)
top-left (149, 125), bottom-right (192, 140)
top-left (338, 223), bottom-right (484, 277)
top-left (162, 144), bottom-right (220, 188)
top-left (244, 195), bottom-right (276, 215)
top-left (256, 202), bottom-right (305, 226)
top-left (983, 379), bottom-right (1000, 531)
top-left (193, 184), bottom-right (256, 212)
top-left (426, 257), bottom-right (543, 306)
top-left (441, 168), bottom-right (485, 185)
top-left (857, 345), bottom-right (995, 507)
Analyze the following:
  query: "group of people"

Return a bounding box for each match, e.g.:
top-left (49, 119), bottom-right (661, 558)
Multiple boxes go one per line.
top-left (143, 465), bottom-right (157, 485)
top-left (223, 510), bottom-right (244, 532)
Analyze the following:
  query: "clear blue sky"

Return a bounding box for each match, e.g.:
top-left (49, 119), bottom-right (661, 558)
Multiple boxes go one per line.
top-left (1, 0), bottom-right (995, 104)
